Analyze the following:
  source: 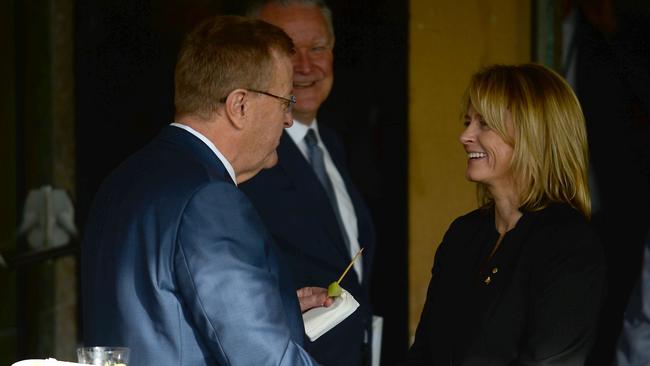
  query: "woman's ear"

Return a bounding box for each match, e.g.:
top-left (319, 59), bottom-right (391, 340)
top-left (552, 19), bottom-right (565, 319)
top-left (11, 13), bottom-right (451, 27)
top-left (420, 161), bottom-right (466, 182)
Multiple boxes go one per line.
top-left (223, 89), bottom-right (248, 130)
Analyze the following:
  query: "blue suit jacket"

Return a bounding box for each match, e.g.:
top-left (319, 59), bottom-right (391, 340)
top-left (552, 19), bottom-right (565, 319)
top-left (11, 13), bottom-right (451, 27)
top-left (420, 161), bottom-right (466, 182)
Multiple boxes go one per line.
top-left (240, 126), bottom-right (376, 366)
top-left (81, 126), bottom-right (319, 366)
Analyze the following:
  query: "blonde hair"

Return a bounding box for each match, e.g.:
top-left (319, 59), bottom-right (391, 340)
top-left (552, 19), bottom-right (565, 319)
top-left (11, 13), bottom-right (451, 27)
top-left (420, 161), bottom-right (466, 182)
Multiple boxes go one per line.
top-left (462, 64), bottom-right (591, 218)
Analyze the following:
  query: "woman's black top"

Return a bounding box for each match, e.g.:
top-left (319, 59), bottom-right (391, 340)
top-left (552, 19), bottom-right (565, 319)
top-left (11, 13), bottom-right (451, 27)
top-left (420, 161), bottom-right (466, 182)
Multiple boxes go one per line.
top-left (405, 203), bottom-right (605, 366)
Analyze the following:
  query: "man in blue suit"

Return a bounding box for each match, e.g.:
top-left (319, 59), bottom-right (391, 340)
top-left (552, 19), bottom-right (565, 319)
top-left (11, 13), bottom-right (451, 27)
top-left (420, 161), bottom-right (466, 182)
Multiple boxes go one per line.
top-left (81, 15), bottom-right (331, 366)
top-left (241, 2), bottom-right (376, 365)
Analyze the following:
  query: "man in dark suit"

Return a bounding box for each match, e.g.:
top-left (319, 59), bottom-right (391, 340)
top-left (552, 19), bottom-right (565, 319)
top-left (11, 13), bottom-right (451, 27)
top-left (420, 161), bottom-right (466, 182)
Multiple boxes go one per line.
top-left (241, 2), bottom-right (376, 365)
top-left (81, 15), bottom-right (331, 366)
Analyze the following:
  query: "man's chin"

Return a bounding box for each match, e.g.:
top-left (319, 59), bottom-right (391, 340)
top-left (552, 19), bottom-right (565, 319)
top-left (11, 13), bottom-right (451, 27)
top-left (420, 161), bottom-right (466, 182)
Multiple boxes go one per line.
top-left (292, 106), bottom-right (320, 124)
top-left (238, 153), bottom-right (278, 184)
top-left (262, 152), bottom-right (278, 169)
top-left (294, 95), bottom-right (323, 115)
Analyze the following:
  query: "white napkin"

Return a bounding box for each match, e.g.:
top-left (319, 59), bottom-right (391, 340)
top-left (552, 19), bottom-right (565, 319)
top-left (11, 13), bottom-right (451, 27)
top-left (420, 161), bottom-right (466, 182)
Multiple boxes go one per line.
top-left (12, 359), bottom-right (91, 366)
top-left (302, 288), bottom-right (360, 341)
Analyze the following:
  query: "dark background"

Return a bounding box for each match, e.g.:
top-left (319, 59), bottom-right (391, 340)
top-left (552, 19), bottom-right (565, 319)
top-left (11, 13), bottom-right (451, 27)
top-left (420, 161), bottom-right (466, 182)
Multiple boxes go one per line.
top-left (573, 4), bottom-right (650, 364)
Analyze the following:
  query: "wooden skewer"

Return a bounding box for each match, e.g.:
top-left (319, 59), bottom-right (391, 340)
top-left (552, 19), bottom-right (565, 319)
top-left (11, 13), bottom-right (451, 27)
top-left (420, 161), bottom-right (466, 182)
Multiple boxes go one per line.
top-left (337, 247), bottom-right (364, 284)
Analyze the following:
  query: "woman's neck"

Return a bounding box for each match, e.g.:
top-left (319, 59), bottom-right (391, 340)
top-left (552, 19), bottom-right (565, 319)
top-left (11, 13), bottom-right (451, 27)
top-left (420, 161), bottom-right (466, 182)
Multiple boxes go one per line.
top-left (492, 191), bottom-right (523, 235)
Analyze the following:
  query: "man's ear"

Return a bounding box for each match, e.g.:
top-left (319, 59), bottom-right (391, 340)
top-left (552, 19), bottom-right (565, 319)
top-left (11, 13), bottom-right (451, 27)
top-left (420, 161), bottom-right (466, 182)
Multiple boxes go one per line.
top-left (223, 89), bottom-right (248, 130)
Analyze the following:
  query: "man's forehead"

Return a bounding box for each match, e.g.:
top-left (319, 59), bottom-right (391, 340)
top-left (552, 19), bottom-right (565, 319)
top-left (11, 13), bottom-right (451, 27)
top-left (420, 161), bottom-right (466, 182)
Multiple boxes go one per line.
top-left (259, 3), bottom-right (329, 33)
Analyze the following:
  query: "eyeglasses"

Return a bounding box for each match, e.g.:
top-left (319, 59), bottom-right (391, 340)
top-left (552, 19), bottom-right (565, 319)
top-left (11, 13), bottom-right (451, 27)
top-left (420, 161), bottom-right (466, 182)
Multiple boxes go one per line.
top-left (247, 89), bottom-right (296, 113)
top-left (220, 89), bottom-right (296, 113)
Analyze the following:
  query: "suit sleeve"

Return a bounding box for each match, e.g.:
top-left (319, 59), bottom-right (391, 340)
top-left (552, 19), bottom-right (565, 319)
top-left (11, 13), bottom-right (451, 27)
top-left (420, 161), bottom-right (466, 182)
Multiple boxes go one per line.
top-left (173, 182), bottom-right (320, 366)
top-left (517, 220), bottom-right (605, 365)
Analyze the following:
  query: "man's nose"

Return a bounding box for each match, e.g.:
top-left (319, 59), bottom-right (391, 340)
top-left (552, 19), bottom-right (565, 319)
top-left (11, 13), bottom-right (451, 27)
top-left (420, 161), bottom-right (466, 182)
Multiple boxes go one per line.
top-left (284, 112), bottom-right (293, 128)
top-left (292, 50), bottom-right (312, 73)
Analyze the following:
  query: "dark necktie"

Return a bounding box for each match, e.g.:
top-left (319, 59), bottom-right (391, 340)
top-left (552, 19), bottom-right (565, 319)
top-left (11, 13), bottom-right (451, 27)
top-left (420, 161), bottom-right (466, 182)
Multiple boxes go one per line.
top-left (304, 129), bottom-right (351, 252)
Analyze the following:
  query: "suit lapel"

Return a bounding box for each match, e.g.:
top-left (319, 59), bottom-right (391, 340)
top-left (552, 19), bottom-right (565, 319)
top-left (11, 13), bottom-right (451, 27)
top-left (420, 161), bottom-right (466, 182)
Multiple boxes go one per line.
top-left (276, 132), bottom-right (351, 263)
top-left (320, 128), bottom-right (374, 278)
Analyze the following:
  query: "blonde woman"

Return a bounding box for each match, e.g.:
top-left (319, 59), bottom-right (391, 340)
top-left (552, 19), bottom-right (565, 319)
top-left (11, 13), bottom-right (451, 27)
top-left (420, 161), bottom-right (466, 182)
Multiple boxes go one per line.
top-left (406, 64), bottom-right (605, 365)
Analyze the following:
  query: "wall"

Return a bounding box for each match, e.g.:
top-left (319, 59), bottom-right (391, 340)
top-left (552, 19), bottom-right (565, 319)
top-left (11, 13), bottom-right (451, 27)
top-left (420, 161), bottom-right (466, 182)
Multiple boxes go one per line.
top-left (408, 0), bottom-right (531, 338)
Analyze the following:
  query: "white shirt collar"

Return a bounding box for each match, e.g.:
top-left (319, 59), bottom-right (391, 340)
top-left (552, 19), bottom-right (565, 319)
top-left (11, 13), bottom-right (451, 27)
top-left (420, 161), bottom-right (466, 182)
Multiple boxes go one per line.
top-left (285, 119), bottom-right (321, 145)
top-left (170, 123), bottom-right (237, 185)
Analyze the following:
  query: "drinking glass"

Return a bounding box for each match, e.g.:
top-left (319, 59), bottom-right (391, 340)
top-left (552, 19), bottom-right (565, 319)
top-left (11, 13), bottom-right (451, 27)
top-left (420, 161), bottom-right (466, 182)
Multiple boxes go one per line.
top-left (77, 346), bottom-right (130, 366)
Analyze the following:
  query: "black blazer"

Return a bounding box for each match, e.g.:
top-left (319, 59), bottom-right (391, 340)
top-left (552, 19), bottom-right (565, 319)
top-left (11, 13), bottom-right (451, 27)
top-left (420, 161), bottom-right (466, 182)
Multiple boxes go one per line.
top-left (406, 204), bottom-right (605, 366)
top-left (241, 126), bottom-right (376, 366)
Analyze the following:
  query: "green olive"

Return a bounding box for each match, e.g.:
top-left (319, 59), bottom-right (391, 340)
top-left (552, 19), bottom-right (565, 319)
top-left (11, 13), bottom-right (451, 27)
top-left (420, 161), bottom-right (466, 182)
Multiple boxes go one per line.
top-left (327, 281), bottom-right (342, 297)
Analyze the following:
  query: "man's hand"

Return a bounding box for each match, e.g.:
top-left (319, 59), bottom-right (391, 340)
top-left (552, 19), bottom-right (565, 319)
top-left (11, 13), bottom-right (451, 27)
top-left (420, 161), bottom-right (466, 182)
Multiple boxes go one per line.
top-left (297, 287), bottom-right (335, 313)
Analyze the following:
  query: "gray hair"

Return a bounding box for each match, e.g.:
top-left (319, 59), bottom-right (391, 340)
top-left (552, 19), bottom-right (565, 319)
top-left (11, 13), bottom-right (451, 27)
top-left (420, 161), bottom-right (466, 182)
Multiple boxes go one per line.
top-left (245, 0), bottom-right (335, 42)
